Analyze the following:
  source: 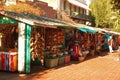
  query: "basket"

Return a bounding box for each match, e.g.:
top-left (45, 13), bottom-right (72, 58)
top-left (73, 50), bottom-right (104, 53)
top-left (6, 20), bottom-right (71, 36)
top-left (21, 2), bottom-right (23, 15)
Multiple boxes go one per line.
top-left (58, 56), bottom-right (64, 65)
top-left (90, 50), bottom-right (95, 56)
top-left (64, 55), bottom-right (70, 64)
top-left (44, 58), bottom-right (58, 68)
top-left (78, 57), bottom-right (85, 62)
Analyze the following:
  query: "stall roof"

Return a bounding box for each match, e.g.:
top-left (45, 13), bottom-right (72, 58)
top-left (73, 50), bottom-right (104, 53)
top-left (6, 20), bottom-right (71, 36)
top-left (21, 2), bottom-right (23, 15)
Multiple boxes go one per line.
top-left (0, 10), bottom-right (75, 28)
top-left (96, 28), bottom-right (120, 35)
top-left (77, 27), bottom-right (98, 33)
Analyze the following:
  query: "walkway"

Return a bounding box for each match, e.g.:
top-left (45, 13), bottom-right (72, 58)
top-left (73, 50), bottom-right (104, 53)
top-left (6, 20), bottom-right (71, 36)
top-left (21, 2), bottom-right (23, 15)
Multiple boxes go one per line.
top-left (0, 52), bottom-right (120, 80)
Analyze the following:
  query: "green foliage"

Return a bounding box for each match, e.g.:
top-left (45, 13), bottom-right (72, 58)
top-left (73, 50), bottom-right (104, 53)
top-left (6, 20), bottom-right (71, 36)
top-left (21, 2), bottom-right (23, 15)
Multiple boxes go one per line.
top-left (110, 0), bottom-right (120, 32)
top-left (90, 0), bottom-right (120, 32)
top-left (111, 0), bottom-right (120, 13)
top-left (90, 0), bottom-right (112, 28)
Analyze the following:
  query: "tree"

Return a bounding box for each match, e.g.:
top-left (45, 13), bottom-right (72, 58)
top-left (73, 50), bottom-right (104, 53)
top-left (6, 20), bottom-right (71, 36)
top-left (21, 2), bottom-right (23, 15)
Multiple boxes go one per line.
top-left (111, 0), bottom-right (120, 14)
top-left (90, 0), bottom-right (112, 28)
top-left (111, 0), bottom-right (120, 32)
top-left (90, 0), bottom-right (120, 32)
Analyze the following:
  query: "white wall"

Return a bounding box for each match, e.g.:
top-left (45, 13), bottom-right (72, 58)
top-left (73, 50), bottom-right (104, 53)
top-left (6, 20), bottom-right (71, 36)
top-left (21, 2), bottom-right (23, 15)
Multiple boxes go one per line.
top-left (38, 0), bottom-right (59, 10)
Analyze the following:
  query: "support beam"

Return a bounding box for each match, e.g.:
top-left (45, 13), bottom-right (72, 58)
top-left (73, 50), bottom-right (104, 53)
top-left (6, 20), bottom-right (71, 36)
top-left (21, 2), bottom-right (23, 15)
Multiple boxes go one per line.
top-left (18, 22), bottom-right (25, 73)
top-left (25, 24), bottom-right (31, 73)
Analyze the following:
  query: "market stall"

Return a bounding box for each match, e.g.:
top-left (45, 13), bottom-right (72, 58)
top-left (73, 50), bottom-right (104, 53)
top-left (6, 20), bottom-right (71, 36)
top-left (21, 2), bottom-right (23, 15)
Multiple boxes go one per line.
top-left (44, 27), bottom-right (70, 68)
top-left (0, 24), bottom-right (18, 72)
top-left (65, 27), bottom-right (98, 61)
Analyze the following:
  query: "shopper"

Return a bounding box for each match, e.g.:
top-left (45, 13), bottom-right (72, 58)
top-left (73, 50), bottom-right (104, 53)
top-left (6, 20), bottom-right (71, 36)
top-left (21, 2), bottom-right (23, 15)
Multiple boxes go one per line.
top-left (118, 35), bottom-right (120, 48)
top-left (108, 35), bottom-right (113, 53)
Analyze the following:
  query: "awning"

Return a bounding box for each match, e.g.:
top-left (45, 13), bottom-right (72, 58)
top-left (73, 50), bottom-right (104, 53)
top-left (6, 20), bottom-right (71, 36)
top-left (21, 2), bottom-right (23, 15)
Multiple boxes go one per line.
top-left (0, 16), bottom-right (18, 24)
top-left (0, 10), bottom-right (75, 28)
top-left (68, 0), bottom-right (90, 10)
top-left (77, 27), bottom-right (98, 33)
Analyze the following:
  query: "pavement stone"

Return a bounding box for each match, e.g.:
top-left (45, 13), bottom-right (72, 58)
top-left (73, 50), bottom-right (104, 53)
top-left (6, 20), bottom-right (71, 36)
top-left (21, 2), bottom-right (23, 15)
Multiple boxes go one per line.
top-left (0, 52), bottom-right (120, 80)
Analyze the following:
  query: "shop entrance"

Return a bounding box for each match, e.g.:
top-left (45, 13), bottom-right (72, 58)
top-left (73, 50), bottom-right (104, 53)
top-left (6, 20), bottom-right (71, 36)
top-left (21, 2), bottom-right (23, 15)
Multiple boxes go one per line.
top-left (30, 27), bottom-right (45, 71)
top-left (0, 23), bottom-right (18, 72)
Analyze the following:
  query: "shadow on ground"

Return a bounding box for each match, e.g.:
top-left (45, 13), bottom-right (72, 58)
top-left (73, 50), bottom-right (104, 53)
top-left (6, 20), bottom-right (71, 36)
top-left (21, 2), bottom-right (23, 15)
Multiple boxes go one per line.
top-left (0, 51), bottom-right (112, 80)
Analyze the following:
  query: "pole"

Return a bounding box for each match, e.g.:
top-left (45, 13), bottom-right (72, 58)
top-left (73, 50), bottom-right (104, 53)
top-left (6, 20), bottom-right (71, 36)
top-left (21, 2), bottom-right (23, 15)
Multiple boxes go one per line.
top-left (18, 22), bottom-right (25, 73)
top-left (25, 24), bottom-right (31, 73)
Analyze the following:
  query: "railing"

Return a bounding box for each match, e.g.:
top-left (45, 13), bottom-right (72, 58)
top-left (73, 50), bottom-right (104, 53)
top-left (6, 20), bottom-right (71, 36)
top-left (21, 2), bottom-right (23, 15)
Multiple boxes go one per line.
top-left (71, 11), bottom-right (91, 21)
top-left (64, 10), bottom-right (92, 21)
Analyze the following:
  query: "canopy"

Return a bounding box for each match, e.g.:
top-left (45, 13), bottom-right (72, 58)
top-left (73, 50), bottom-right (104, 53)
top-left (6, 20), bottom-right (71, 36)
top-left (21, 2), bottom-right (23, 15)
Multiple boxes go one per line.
top-left (77, 27), bottom-right (98, 33)
top-left (0, 16), bottom-right (18, 24)
top-left (0, 10), bottom-right (75, 28)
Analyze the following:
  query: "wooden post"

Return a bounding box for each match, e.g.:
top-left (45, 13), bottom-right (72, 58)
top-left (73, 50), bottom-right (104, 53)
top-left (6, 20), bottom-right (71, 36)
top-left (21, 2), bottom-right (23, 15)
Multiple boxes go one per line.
top-left (25, 24), bottom-right (31, 73)
top-left (18, 22), bottom-right (26, 73)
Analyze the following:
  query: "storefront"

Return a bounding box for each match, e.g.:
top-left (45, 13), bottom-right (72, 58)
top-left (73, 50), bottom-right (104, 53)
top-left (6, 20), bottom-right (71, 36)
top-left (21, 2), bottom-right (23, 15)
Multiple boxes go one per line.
top-left (65, 27), bottom-right (98, 61)
top-left (0, 11), bottom-right (74, 73)
top-left (1, 10), bottom-right (120, 74)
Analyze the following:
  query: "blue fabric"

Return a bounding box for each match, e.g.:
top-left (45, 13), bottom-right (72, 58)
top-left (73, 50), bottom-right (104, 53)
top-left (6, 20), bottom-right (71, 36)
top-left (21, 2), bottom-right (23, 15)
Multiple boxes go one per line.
top-left (77, 28), bottom-right (98, 33)
top-left (105, 34), bottom-right (110, 40)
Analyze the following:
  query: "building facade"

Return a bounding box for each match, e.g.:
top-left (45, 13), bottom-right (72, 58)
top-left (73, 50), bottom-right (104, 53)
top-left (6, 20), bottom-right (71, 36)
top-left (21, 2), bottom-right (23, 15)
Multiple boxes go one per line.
top-left (0, 0), bottom-right (92, 25)
top-left (38, 0), bottom-right (91, 25)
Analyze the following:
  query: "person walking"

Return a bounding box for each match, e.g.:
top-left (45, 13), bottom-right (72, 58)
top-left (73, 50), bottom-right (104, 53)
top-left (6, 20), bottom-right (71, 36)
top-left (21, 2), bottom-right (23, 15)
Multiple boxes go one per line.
top-left (108, 35), bottom-right (113, 53)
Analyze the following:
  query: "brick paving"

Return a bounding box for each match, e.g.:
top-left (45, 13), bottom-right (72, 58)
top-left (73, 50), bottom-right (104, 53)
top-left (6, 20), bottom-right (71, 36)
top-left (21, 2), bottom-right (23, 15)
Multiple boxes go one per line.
top-left (1, 52), bottom-right (120, 80)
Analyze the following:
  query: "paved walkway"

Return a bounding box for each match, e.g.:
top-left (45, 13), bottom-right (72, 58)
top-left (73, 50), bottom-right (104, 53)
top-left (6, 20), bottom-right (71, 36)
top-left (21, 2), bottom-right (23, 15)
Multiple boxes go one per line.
top-left (0, 52), bottom-right (120, 80)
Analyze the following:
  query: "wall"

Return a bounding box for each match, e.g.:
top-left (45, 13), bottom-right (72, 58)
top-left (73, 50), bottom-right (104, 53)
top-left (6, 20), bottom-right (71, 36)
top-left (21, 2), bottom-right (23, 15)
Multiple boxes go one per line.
top-left (29, 1), bottom-right (57, 19)
top-left (38, 0), bottom-right (59, 10)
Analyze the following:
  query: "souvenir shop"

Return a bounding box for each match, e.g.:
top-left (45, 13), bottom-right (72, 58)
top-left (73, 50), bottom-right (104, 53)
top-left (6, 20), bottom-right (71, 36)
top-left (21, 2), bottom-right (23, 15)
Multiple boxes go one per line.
top-left (1, 11), bottom-right (120, 74)
top-left (41, 27), bottom-right (71, 68)
top-left (65, 27), bottom-right (98, 61)
top-left (27, 25), bottom-right (72, 69)
top-left (0, 11), bottom-right (73, 73)
top-left (0, 23), bottom-right (18, 72)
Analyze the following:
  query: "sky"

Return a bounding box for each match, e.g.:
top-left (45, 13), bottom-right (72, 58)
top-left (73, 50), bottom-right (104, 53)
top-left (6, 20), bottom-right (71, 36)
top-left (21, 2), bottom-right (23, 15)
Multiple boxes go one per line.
top-left (86, 0), bottom-right (91, 5)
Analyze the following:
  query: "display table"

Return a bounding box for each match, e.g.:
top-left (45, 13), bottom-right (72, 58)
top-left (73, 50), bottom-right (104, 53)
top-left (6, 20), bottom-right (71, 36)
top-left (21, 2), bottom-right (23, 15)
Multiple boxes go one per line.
top-left (0, 52), bottom-right (18, 72)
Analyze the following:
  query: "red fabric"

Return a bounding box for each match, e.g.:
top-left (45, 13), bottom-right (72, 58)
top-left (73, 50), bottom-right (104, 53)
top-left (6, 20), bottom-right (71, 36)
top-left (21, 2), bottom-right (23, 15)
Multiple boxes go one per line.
top-left (91, 41), bottom-right (95, 46)
top-left (118, 36), bottom-right (120, 45)
top-left (11, 55), bottom-right (14, 72)
top-left (1, 54), bottom-right (5, 70)
top-left (73, 45), bottom-right (79, 60)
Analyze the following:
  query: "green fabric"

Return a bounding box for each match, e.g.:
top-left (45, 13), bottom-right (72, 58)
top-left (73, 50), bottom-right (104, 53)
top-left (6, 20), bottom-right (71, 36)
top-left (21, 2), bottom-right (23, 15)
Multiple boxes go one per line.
top-left (77, 27), bottom-right (98, 33)
top-left (0, 16), bottom-right (18, 24)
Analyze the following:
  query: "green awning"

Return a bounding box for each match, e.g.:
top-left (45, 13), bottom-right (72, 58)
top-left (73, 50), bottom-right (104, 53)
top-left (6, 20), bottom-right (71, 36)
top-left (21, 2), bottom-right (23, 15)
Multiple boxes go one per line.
top-left (0, 16), bottom-right (18, 24)
top-left (77, 27), bottom-right (98, 33)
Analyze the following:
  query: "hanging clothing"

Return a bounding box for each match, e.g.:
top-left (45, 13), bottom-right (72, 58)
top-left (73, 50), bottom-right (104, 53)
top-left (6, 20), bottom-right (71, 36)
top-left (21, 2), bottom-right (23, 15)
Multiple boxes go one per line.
top-left (73, 45), bottom-right (79, 60)
top-left (118, 36), bottom-right (120, 45)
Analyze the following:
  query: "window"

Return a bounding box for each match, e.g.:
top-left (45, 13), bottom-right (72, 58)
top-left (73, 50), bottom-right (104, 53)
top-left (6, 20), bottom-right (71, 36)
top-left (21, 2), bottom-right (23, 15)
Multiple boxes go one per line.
top-left (80, 7), bottom-right (82, 13)
top-left (74, 6), bottom-right (76, 12)
top-left (82, 8), bottom-right (84, 14)
top-left (64, 0), bottom-right (66, 10)
top-left (78, 8), bottom-right (80, 13)
top-left (69, 3), bottom-right (72, 11)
